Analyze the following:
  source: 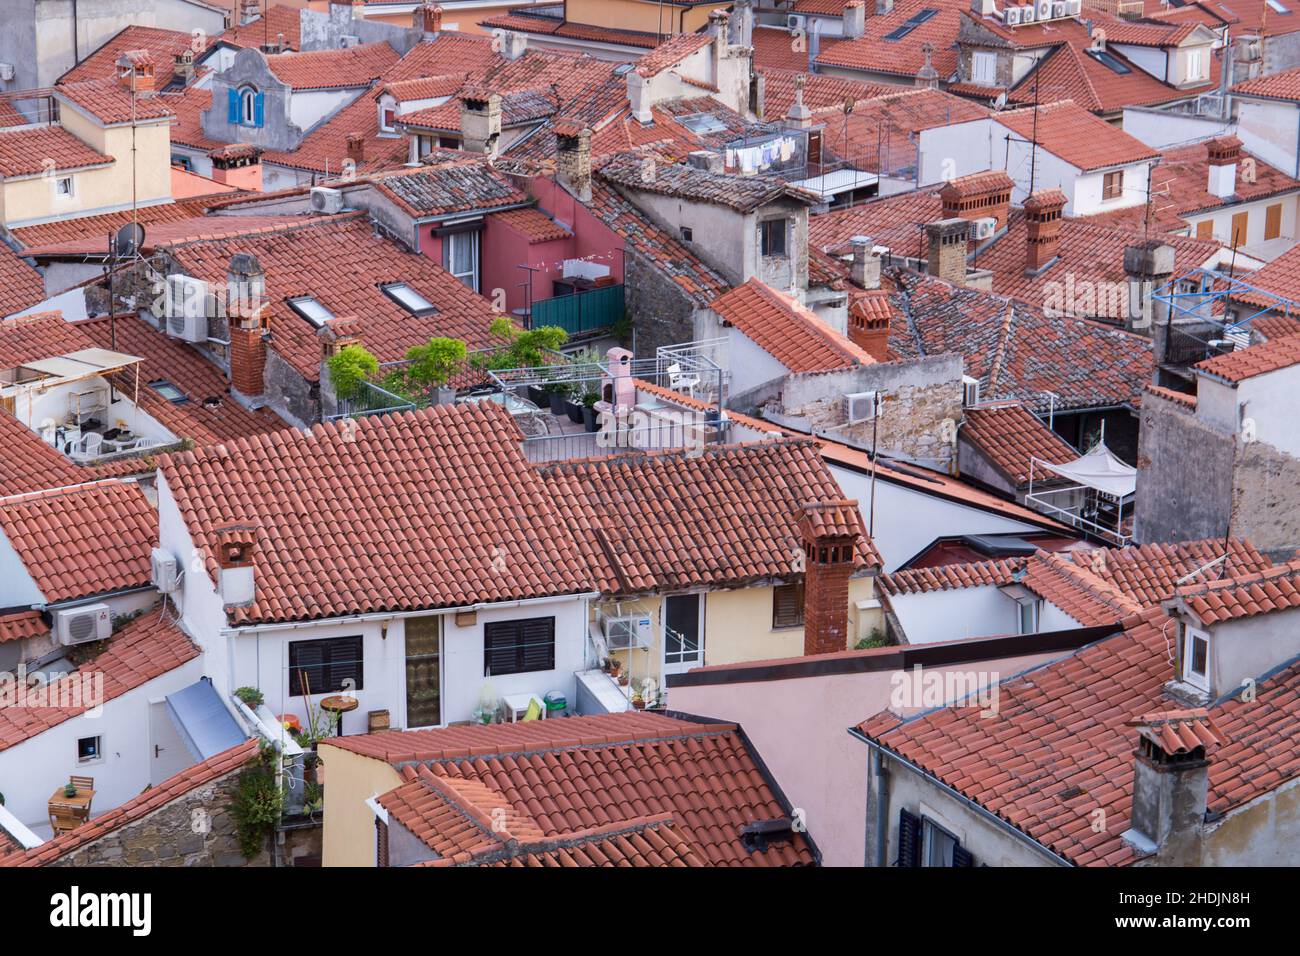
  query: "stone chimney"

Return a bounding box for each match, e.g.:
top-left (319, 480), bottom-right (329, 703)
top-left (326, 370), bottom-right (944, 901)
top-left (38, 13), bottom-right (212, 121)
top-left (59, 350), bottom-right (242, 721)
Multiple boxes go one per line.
top-left (939, 170), bottom-right (1013, 241)
top-left (786, 74), bottom-right (813, 129)
top-left (460, 90), bottom-right (502, 157)
top-left (710, 9), bottom-right (730, 61)
top-left (1123, 240), bottom-right (1175, 334)
top-left (346, 133), bottom-right (366, 165)
top-left (1207, 135), bottom-right (1241, 200)
top-left (686, 149), bottom-right (723, 173)
top-left (173, 51), bottom-right (195, 86)
top-left (798, 500), bottom-right (863, 656)
top-left (915, 42), bottom-right (939, 89)
top-left (1121, 710), bottom-right (1219, 863)
top-left (730, 0), bottom-right (755, 47)
top-left (215, 522), bottom-right (259, 608)
top-left (850, 235), bottom-right (880, 290)
top-left (415, 2), bottom-right (443, 37)
top-left (240, 0), bottom-right (261, 26)
top-left (848, 292), bottom-right (891, 361)
top-left (227, 252), bottom-right (268, 399)
top-left (501, 30), bottom-right (528, 61)
top-left (925, 218), bottom-right (969, 285)
top-left (808, 21), bottom-right (821, 73)
top-left (554, 121), bottom-right (592, 202)
top-left (843, 0), bottom-right (867, 38)
top-left (116, 50), bottom-right (155, 96)
top-left (1024, 189), bottom-right (1066, 274)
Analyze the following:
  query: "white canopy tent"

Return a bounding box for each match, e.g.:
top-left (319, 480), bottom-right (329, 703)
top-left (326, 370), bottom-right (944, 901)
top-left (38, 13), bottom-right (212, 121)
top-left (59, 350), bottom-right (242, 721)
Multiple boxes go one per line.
top-left (1025, 440), bottom-right (1137, 545)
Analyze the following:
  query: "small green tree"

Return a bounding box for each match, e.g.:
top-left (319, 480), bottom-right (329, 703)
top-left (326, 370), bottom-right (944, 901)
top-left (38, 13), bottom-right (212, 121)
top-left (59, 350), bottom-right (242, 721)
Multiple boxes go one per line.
top-left (475, 316), bottom-right (568, 371)
top-left (326, 344), bottom-right (379, 401)
top-left (402, 336), bottom-right (467, 397)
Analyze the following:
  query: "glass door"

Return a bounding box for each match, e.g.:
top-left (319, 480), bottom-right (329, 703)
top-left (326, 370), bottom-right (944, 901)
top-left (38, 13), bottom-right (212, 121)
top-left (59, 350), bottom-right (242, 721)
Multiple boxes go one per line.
top-left (663, 594), bottom-right (703, 674)
top-left (405, 616), bottom-right (441, 728)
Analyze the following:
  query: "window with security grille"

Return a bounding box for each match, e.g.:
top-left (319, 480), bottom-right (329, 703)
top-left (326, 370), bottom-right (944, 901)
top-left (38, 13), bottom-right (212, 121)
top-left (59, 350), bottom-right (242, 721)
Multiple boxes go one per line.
top-left (484, 617), bottom-right (555, 676)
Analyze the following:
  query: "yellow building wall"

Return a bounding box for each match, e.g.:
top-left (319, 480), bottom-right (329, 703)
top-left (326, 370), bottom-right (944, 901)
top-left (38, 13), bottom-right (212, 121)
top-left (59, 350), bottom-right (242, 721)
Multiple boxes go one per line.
top-left (564, 0), bottom-right (725, 35)
top-left (319, 743), bottom-right (403, 867)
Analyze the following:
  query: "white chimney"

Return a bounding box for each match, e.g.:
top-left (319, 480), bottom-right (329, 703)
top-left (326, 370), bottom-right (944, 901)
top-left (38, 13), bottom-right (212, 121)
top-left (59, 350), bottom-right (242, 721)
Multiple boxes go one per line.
top-left (1206, 136), bottom-right (1241, 200)
top-left (215, 523), bottom-right (258, 608)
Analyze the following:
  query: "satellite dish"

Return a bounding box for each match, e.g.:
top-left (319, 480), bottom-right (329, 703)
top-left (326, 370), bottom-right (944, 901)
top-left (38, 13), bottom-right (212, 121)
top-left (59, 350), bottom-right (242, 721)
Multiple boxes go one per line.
top-left (112, 222), bottom-right (145, 259)
top-left (993, 92), bottom-right (1008, 110)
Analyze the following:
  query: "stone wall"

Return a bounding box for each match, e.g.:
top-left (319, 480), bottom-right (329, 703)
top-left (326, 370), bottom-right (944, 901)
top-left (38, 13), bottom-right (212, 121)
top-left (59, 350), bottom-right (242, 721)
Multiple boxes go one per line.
top-left (1134, 391), bottom-right (1234, 544)
top-left (625, 249), bottom-right (699, 359)
top-left (1230, 439), bottom-right (1300, 559)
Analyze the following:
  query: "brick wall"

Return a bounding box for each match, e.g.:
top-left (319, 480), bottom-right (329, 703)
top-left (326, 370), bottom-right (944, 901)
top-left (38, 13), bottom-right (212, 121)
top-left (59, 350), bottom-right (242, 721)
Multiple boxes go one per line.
top-left (804, 546), bottom-right (852, 656)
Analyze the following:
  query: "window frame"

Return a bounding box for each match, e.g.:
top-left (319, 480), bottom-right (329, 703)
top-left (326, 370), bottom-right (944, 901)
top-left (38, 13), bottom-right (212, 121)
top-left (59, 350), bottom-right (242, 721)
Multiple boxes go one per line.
top-left (380, 282), bottom-right (438, 317)
top-left (1182, 622), bottom-right (1211, 691)
top-left (483, 616), bottom-right (555, 677)
top-left (772, 581), bottom-right (805, 629)
top-left (239, 86), bottom-right (262, 128)
top-left (1102, 170), bottom-right (1123, 201)
top-left (921, 816), bottom-right (959, 867)
top-left (77, 734), bottom-right (103, 764)
top-left (54, 175), bottom-right (75, 199)
top-left (288, 635), bottom-right (364, 697)
top-left (970, 50), bottom-right (997, 86)
top-left (441, 229), bottom-right (480, 292)
top-left (148, 378), bottom-right (189, 404)
top-left (287, 295), bottom-right (335, 327)
top-left (759, 218), bottom-right (788, 258)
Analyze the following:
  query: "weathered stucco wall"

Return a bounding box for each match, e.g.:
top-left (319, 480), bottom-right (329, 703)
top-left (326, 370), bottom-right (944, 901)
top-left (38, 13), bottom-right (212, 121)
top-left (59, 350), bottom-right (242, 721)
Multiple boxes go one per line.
top-left (1135, 391), bottom-right (1234, 545)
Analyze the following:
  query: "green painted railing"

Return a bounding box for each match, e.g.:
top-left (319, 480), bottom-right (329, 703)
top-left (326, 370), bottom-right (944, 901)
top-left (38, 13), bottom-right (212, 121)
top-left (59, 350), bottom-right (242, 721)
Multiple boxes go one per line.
top-left (531, 284), bottom-right (624, 336)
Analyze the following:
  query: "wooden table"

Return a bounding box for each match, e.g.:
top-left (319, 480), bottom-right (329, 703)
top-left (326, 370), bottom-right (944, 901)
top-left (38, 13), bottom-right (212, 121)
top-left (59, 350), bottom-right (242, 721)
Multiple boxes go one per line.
top-left (48, 786), bottom-right (95, 833)
top-left (319, 695), bottom-right (358, 736)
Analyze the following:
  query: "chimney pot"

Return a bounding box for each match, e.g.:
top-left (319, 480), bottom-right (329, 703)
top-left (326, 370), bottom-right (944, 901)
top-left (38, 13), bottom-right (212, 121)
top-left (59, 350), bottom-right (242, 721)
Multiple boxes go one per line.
top-left (843, 0), bottom-right (867, 38)
top-left (1023, 189), bottom-right (1066, 274)
top-left (116, 50), bottom-right (155, 96)
top-left (1206, 135), bottom-right (1241, 199)
top-left (215, 522), bottom-right (259, 608)
top-left (554, 121), bottom-right (593, 201)
top-left (939, 170), bottom-right (1013, 238)
top-left (416, 2), bottom-right (443, 35)
top-left (925, 218), bottom-right (970, 285)
top-left (346, 133), bottom-right (366, 164)
top-left (460, 91), bottom-right (502, 157)
top-left (226, 253), bottom-right (268, 398)
top-left (1122, 710), bottom-right (1219, 862)
top-left (798, 499), bottom-right (863, 656)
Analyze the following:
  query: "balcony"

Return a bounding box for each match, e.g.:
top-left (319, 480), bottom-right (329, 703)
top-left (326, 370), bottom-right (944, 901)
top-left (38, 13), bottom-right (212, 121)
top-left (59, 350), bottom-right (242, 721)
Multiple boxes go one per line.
top-left (530, 284), bottom-right (624, 337)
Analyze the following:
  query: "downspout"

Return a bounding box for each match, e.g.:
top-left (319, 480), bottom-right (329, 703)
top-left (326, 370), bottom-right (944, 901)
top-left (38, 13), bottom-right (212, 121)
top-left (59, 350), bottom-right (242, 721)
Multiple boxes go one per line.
top-left (871, 746), bottom-right (888, 867)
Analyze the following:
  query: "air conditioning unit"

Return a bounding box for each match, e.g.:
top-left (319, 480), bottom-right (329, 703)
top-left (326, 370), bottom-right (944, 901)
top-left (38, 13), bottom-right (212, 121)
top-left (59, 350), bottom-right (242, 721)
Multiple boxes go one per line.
top-left (788, 14), bottom-right (807, 31)
top-left (310, 186), bottom-right (344, 214)
top-left (1020, 4), bottom-right (1035, 22)
top-left (1065, 0), bottom-right (1082, 12)
top-left (602, 614), bottom-right (653, 651)
top-left (1053, 0), bottom-right (1068, 16)
top-left (970, 216), bottom-right (997, 240)
top-left (1004, 6), bottom-right (1022, 23)
top-left (962, 374), bottom-right (981, 407)
top-left (0, 63), bottom-right (14, 82)
top-left (340, 34), bottom-right (361, 48)
top-left (1037, 0), bottom-right (1053, 19)
top-left (55, 603), bottom-right (112, 646)
top-left (151, 547), bottom-right (180, 594)
top-left (845, 390), bottom-right (878, 424)
top-left (165, 274), bottom-right (209, 343)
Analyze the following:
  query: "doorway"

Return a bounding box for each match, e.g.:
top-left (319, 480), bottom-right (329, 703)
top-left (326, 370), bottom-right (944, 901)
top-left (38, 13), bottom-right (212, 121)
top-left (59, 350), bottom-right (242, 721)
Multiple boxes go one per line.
top-left (663, 594), bottom-right (704, 674)
top-left (405, 616), bottom-right (442, 728)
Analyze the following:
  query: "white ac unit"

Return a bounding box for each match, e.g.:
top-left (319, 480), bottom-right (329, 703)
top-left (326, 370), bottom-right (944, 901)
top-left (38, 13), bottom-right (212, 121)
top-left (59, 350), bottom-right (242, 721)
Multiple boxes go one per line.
top-left (1036, 0), bottom-right (1053, 19)
top-left (55, 603), bottom-right (112, 646)
top-left (970, 216), bottom-right (997, 240)
top-left (165, 274), bottom-right (209, 343)
top-left (0, 63), bottom-right (14, 82)
top-left (1065, 0), bottom-right (1082, 13)
top-left (603, 614), bottom-right (653, 651)
top-left (1020, 4), bottom-right (1036, 22)
top-left (151, 547), bottom-right (180, 594)
top-left (310, 186), bottom-right (344, 214)
top-left (1052, 0), bottom-right (1068, 16)
top-left (962, 374), bottom-right (981, 407)
top-left (788, 14), bottom-right (807, 31)
top-left (845, 390), bottom-right (878, 424)
top-left (1004, 6), bottom-right (1022, 23)
top-left (340, 34), bottom-right (361, 48)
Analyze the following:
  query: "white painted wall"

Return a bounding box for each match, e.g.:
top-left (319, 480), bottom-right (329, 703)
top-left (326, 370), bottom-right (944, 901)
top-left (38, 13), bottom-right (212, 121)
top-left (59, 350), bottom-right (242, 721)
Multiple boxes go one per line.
top-left (889, 586), bottom-right (1019, 643)
top-left (917, 119), bottom-right (995, 188)
top-left (1235, 99), bottom-right (1300, 179)
top-left (1122, 106), bottom-right (1234, 150)
top-left (1236, 365), bottom-right (1300, 457)
top-left (289, 88), bottom-right (363, 133)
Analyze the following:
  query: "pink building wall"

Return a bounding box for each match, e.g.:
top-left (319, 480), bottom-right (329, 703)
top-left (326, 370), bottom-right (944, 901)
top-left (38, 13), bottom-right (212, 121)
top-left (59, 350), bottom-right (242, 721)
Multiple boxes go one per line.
top-left (529, 176), bottom-right (626, 284)
top-left (482, 216), bottom-right (574, 318)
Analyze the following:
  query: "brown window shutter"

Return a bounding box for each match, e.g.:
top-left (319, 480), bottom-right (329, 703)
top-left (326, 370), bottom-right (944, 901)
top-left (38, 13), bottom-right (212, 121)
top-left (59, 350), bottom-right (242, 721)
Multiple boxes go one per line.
top-left (896, 809), bottom-right (922, 867)
top-left (1232, 211), bottom-right (1249, 246)
top-left (1196, 219), bottom-right (1213, 240)
top-left (772, 582), bottom-right (805, 628)
top-left (376, 818), bottom-right (389, 868)
top-left (1266, 203), bottom-right (1282, 241)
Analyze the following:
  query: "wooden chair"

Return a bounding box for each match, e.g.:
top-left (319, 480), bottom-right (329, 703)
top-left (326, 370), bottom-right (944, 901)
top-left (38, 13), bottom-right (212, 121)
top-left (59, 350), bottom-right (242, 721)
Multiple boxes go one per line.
top-left (70, 775), bottom-right (94, 792)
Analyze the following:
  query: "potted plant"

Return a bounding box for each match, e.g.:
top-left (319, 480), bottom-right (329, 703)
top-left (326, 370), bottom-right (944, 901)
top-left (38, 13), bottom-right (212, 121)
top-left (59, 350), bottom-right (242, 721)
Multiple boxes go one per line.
top-left (63, 782), bottom-right (77, 799)
top-left (326, 344), bottom-right (379, 404)
top-left (402, 336), bottom-right (467, 406)
top-left (617, 672), bottom-right (629, 687)
top-left (581, 391), bottom-right (601, 432)
top-left (565, 381), bottom-right (585, 424)
top-left (631, 692), bottom-right (646, 711)
top-left (606, 656), bottom-right (622, 678)
top-left (526, 382), bottom-right (548, 407)
top-left (545, 378), bottom-right (568, 415)
top-left (234, 686), bottom-right (264, 709)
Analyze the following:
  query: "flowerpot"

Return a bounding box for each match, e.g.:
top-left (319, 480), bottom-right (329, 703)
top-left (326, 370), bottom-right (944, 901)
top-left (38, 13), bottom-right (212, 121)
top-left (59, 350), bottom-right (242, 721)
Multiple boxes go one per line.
top-left (566, 399), bottom-right (584, 423)
top-left (582, 405), bottom-right (598, 432)
top-left (617, 674), bottom-right (629, 687)
top-left (435, 385), bottom-right (457, 406)
top-left (527, 384), bottom-right (547, 407)
top-left (632, 699), bottom-right (646, 711)
top-left (548, 390), bottom-right (567, 415)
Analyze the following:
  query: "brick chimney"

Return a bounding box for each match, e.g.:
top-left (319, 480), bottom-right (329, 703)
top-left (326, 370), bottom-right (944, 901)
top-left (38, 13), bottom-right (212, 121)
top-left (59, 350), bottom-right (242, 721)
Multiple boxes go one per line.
top-left (798, 499), bottom-right (863, 656)
top-left (415, 2), bottom-right (443, 36)
top-left (1121, 710), bottom-right (1219, 863)
top-left (214, 522), bottom-right (259, 608)
top-left (1024, 189), bottom-right (1066, 274)
top-left (173, 51), bottom-right (195, 86)
top-left (1207, 135), bottom-right (1241, 200)
top-left (554, 120), bottom-right (592, 202)
top-left (116, 50), bottom-right (155, 96)
top-left (939, 170), bottom-right (1013, 241)
top-left (346, 133), bottom-right (366, 165)
top-left (210, 144), bottom-right (263, 190)
top-left (843, 0), bottom-right (867, 38)
top-left (460, 90), bottom-right (502, 157)
top-left (925, 218), bottom-right (969, 285)
top-left (848, 292), bottom-right (891, 361)
top-left (226, 252), bottom-right (268, 399)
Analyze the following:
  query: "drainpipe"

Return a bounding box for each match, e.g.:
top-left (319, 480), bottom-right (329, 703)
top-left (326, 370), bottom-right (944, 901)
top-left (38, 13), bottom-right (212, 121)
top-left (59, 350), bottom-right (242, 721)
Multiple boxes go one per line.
top-left (871, 747), bottom-right (888, 867)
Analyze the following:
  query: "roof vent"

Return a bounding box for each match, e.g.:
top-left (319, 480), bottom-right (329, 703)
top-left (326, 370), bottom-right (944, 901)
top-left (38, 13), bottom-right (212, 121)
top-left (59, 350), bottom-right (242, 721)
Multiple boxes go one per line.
top-left (740, 818), bottom-right (797, 853)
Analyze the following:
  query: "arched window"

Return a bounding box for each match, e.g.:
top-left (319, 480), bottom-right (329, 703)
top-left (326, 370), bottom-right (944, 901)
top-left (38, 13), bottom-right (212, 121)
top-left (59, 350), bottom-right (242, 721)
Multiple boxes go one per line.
top-left (240, 87), bottom-right (259, 126)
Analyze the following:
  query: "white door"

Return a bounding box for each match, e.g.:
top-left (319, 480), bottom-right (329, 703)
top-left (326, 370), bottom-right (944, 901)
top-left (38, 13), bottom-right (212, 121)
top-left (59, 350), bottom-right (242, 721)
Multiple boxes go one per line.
top-left (148, 699), bottom-right (192, 785)
top-left (663, 594), bottom-right (705, 675)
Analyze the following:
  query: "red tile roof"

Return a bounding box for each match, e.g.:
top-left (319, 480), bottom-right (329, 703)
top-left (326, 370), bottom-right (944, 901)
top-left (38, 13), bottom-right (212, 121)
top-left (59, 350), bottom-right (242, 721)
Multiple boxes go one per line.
top-left (0, 610), bottom-right (47, 645)
top-left (633, 32), bottom-right (713, 77)
top-left (3, 739), bottom-right (257, 866)
top-left (369, 158), bottom-right (527, 218)
top-left (819, 88), bottom-right (991, 174)
top-left (1022, 549), bottom-right (1145, 624)
top-left (708, 278), bottom-right (874, 372)
top-left (58, 25), bottom-right (210, 85)
top-left (162, 215), bottom-right (505, 380)
top-left (880, 556), bottom-right (1025, 595)
top-left (1174, 559), bottom-right (1300, 625)
top-left (161, 84), bottom-right (221, 152)
top-left (1195, 333), bottom-right (1300, 382)
top-left (0, 244), bottom-right (44, 318)
top-left (488, 206), bottom-right (571, 243)
top-left (752, 26), bottom-right (846, 72)
top-left (1225, 240), bottom-right (1300, 309)
top-left (0, 606), bottom-right (198, 753)
top-left (429, 815), bottom-right (705, 867)
top-left (0, 310), bottom-right (96, 367)
top-left (478, 12), bottom-right (661, 50)
top-left (1141, 382), bottom-right (1196, 409)
top-left (219, 4), bottom-right (303, 51)
top-left (56, 79), bottom-right (175, 125)
top-left (159, 402), bottom-right (595, 625)
top-left (815, 1), bottom-right (962, 80)
top-left (0, 412), bottom-right (139, 494)
top-left (1232, 65), bottom-right (1300, 100)
top-left (0, 481), bottom-right (154, 603)
top-left (993, 100), bottom-right (1159, 171)
top-left (759, 69), bottom-right (898, 117)
top-left (540, 440), bottom-right (877, 595)
top-left (1073, 537), bottom-right (1272, 607)
top-left (329, 712), bottom-right (815, 866)
top-left (598, 153), bottom-right (819, 212)
top-left (264, 43), bottom-right (400, 90)
top-left (960, 401), bottom-right (1078, 485)
top-left (21, 215), bottom-right (311, 258)
top-left (0, 125), bottom-right (112, 177)
top-left (7, 199), bottom-right (216, 249)
top-left (859, 601), bottom-right (1300, 865)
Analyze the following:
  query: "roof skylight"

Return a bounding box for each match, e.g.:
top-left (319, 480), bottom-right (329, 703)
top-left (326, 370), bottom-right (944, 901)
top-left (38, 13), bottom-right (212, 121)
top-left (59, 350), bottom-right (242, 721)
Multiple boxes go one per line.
top-left (287, 296), bottom-right (335, 327)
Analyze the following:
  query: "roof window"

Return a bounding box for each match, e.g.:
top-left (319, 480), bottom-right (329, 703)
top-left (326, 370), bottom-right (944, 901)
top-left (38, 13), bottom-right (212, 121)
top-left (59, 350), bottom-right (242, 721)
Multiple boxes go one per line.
top-left (287, 296), bottom-right (335, 327)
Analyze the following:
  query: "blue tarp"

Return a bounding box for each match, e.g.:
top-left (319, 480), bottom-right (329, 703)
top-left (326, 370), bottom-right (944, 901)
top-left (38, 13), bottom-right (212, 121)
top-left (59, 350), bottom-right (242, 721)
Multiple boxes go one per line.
top-left (165, 678), bottom-right (247, 761)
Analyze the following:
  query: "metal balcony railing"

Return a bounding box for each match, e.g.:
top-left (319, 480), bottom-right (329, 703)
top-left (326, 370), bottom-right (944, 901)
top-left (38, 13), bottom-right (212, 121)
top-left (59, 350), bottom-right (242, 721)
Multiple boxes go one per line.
top-left (531, 284), bottom-right (624, 337)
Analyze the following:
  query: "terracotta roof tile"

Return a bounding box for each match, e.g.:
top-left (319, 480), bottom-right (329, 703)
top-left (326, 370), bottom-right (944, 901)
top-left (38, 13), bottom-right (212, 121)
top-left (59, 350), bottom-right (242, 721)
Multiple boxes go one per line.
top-left (1176, 559), bottom-right (1300, 625)
top-left (759, 69), bottom-right (897, 117)
top-left (0, 610), bottom-right (46, 645)
top-left (370, 159), bottom-right (527, 217)
top-left (0, 606), bottom-right (198, 753)
top-left (478, 12), bottom-right (661, 49)
top-left (960, 401), bottom-right (1077, 485)
top-left (814, 2), bottom-right (962, 80)
top-left (7, 199), bottom-right (216, 249)
top-left (709, 278), bottom-right (874, 372)
top-left (752, 26), bottom-right (846, 72)
top-left (0, 125), bottom-right (112, 177)
top-left (1141, 382), bottom-right (1196, 409)
top-left (598, 153), bottom-right (819, 212)
top-left (1021, 550), bottom-right (1144, 625)
top-left (0, 244), bottom-right (44, 318)
top-left (0, 310), bottom-right (97, 367)
top-left (159, 402), bottom-right (595, 625)
top-left (264, 43), bottom-right (400, 90)
top-left (994, 100), bottom-right (1159, 171)
top-left (633, 32), bottom-right (713, 77)
top-left (1195, 332), bottom-right (1300, 382)
top-left (1074, 537), bottom-right (1272, 607)
top-left (219, 5), bottom-right (303, 51)
top-left (3, 739), bottom-right (257, 866)
top-left (442, 815), bottom-right (706, 867)
top-left (880, 556), bottom-right (1025, 595)
top-left (1232, 65), bottom-right (1300, 100)
top-left (328, 712), bottom-right (814, 866)
top-left (56, 79), bottom-right (174, 125)
top-left (489, 206), bottom-right (571, 243)
top-left (0, 412), bottom-right (142, 493)
top-left (58, 24), bottom-right (211, 85)
top-left (0, 481), bottom-right (154, 603)
top-left (540, 440), bottom-right (878, 595)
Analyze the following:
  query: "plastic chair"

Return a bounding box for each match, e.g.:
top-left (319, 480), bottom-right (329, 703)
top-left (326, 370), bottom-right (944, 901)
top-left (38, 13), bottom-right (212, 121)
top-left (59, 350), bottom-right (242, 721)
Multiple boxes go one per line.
top-left (668, 363), bottom-right (700, 397)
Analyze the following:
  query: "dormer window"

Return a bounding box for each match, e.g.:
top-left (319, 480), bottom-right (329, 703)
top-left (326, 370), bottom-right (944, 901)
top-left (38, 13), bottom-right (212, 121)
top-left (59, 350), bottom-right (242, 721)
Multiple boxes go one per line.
top-left (1186, 48), bottom-right (1207, 83)
top-left (380, 282), bottom-right (436, 316)
top-left (228, 85), bottom-right (264, 128)
top-left (378, 98), bottom-right (398, 136)
top-left (1181, 621), bottom-right (1211, 692)
top-left (287, 295), bottom-right (334, 327)
top-left (760, 218), bottom-right (788, 258)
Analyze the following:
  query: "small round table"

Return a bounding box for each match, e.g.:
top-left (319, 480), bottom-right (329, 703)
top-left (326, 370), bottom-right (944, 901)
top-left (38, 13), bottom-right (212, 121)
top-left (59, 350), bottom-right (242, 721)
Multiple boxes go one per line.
top-left (319, 695), bottom-right (359, 736)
